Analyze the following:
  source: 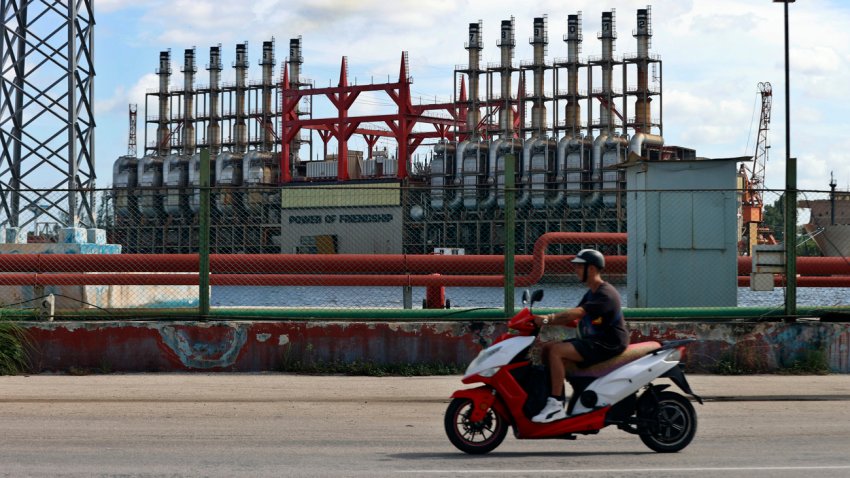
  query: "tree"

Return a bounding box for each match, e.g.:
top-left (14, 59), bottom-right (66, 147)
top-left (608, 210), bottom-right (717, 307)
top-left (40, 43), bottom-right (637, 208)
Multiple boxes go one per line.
top-left (761, 193), bottom-right (821, 257)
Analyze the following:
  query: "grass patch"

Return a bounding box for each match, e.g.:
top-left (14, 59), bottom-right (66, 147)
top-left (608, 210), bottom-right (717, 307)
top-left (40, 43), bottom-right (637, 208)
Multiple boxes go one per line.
top-left (713, 346), bottom-right (831, 375)
top-left (278, 342), bottom-right (463, 376)
top-left (279, 359), bottom-right (463, 376)
top-left (778, 348), bottom-right (830, 375)
top-left (0, 318), bottom-right (31, 375)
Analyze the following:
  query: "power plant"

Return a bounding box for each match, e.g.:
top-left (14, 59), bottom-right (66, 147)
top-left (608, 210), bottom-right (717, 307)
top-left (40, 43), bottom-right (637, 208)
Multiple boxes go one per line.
top-left (109, 7), bottom-right (698, 255)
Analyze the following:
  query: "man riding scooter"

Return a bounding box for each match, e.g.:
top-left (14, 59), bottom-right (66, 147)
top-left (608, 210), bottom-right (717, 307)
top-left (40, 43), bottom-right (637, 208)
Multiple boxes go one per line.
top-left (531, 248), bottom-right (629, 423)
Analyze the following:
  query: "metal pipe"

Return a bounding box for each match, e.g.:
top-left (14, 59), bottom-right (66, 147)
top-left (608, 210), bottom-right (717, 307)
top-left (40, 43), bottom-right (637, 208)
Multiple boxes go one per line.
top-left (586, 133), bottom-right (608, 205)
top-left (599, 11), bottom-right (616, 135)
top-left (563, 13), bottom-right (583, 137)
top-left (498, 18), bottom-right (515, 137)
top-left (634, 7), bottom-right (652, 132)
top-left (530, 16), bottom-right (548, 137)
top-left (207, 45), bottom-right (222, 155)
top-left (4, 304), bottom-right (848, 321)
top-left (628, 132), bottom-right (663, 160)
top-left (4, 267), bottom-right (849, 288)
top-left (234, 42), bottom-right (249, 153)
top-left (288, 37), bottom-right (303, 166)
top-left (182, 48), bottom-right (196, 154)
top-left (481, 139), bottom-right (506, 210)
top-left (156, 50), bottom-right (171, 155)
top-left (466, 21), bottom-right (483, 139)
top-left (7, 252), bottom-right (850, 277)
top-left (260, 40), bottom-right (275, 152)
top-left (446, 140), bottom-right (469, 210)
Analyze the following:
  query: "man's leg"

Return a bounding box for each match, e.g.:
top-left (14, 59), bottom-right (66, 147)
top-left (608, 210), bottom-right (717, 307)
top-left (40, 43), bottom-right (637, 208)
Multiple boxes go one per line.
top-left (532, 341), bottom-right (584, 423)
top-left (547, 342), bottom-right (584, 397)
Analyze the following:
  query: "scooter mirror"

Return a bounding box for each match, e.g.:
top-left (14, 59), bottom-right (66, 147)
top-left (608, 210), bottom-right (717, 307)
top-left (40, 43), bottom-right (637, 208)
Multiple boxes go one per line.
top-left (521, 289), bottom-right (531, 304)
top-left (530, 289), bottom-right (544, 305)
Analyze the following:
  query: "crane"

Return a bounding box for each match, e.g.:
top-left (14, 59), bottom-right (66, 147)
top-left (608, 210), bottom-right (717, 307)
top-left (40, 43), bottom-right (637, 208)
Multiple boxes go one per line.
top-left (740, 82), bottom-right (776, 255)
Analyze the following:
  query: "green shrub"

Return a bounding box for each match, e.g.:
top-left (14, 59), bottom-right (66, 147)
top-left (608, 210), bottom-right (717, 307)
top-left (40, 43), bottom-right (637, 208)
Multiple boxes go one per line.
top-left (0, 319), bottom-right (30, 375)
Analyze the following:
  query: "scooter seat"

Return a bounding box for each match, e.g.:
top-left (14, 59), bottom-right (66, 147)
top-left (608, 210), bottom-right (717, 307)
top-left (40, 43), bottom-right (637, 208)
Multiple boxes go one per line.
top-left (566, 341), bottom-right (662, 378)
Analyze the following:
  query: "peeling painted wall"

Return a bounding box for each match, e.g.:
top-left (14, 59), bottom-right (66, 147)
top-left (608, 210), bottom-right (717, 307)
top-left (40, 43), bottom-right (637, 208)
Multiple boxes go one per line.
top-left (18, 320), bottom-right (850, 373)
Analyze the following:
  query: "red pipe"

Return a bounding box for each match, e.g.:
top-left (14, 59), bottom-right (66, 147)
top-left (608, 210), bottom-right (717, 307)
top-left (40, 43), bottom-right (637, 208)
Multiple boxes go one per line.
top-left (738, 275), bottom-right (850, 287)
top-left (1, 231), bottom-right (849, 287)
top-left (4, 272), bottom-right (850, 287)
top-left (4, 249), bottom-right (849, 276)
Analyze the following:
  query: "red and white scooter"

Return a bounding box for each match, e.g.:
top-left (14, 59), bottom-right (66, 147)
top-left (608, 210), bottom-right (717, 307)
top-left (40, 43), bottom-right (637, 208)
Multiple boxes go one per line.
top-left (445, 289), bottom-right (702, 454)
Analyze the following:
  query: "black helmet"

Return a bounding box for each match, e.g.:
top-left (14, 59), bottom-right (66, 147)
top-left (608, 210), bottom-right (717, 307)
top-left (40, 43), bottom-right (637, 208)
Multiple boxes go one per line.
top-left (571, 249), bottom-right (605, 270)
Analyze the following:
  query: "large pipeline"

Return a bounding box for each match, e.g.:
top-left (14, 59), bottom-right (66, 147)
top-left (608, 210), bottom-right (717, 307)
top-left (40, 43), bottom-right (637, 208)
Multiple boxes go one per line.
top-left (2, 232), bottom-right (850, 286)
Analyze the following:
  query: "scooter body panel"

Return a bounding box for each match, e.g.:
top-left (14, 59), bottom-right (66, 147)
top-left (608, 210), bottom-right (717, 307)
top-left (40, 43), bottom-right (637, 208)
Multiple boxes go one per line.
top-left (570, 348), bottom-right (681, 415)
top-left (463, 336), bottom-right (535, 379)
top-left (460, 361), bottom-right (611, 439)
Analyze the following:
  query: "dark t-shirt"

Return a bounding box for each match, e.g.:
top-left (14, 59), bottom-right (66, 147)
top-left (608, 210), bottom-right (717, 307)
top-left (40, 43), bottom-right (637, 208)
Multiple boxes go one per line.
top-left (577, 282), bottom-right (629, 352)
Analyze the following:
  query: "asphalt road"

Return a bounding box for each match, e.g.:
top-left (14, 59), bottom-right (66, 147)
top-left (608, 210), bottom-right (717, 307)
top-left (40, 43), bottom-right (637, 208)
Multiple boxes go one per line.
top-left (1, 375), bottom-right (850, 477)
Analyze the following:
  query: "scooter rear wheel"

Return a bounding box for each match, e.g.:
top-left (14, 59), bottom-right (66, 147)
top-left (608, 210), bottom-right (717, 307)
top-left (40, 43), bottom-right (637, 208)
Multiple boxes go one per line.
top-left (444, 397), bottom-right (508, 454)
top-left (638, 391), bottom-right (697, 453)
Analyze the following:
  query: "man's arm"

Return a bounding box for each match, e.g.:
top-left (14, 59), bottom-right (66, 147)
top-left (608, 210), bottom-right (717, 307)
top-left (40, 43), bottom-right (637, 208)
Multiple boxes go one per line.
top-left (534, 307), bottom-right (584, 328)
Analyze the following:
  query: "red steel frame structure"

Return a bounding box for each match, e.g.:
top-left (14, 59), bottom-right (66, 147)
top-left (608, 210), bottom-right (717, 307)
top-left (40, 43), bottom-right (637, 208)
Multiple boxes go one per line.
top-left (280, 52), bottom-right (470, 183)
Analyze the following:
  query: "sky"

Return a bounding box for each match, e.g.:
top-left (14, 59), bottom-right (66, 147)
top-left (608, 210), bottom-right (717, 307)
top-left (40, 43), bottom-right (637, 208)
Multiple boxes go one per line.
top-left (92, 0), bottom-right (850, 193)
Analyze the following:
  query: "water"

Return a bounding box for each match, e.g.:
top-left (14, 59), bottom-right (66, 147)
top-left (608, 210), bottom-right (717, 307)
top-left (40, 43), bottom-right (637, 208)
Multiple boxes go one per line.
top-left (211, 285), bottom-right (850, 309)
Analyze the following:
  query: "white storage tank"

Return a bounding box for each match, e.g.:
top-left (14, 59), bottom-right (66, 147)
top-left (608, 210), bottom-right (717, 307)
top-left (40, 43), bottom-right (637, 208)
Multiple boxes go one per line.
top-left (243, 150), bottom-right (278, 214)
top-left (163, 154), bottom-right (190, 216)
top-left (112, 155), bottom-right (138, 217)
top-left (188, 152), bottom-right (217, 214)
top-left (137, 155), bottom-right (165, 218)
top-left (215, 152), bottom-right (244, 214)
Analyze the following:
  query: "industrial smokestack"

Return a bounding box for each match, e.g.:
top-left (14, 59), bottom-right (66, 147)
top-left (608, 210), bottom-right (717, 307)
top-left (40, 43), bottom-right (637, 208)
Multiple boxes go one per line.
top-left (564, 13), bottom-right (583, 137)
top-left (599, 10), bottom-right (617, 135)
top-left (497, 18), bottom-right (515, 138)
top-left (207, 45), bottom-right (222, 155)
top-left (234, 42), bottom-right (249, 153)
top-left (260, 39), bottom-right (275, 152)
top-left (288, 37), bottom-right (303, 163)
top-left (465, 21), bottom-right (482, 139)
top-left (156, 50), bottom-right (171, 155)
top-left (182, 48), bottom-right (196, 155)
top-left (634, 7), bottom-right (652, 132)
top-left (530, 16), bottom-right (548, 137)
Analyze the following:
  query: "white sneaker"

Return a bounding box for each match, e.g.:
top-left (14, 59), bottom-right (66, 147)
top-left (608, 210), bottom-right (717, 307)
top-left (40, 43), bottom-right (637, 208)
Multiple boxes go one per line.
top-left (531, 397), bottom-right (566, 423)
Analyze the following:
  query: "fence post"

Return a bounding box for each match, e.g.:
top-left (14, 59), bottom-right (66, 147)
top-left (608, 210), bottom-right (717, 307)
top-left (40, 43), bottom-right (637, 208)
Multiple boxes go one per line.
top-left (504, 153), bottom-right (516, 316)
top-left (785, 168), bottom-right (797, 319)
top-left (199, 148), bottom-right (211, 317)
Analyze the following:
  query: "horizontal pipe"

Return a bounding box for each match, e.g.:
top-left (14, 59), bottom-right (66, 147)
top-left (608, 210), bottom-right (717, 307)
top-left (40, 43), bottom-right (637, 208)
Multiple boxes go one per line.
top-left (737, 275), bottom-right (850, 287)
top-left (3, 231), bottom-right (850, 288)
top-left (4, 251), bottom-right (850, 276)
top-left (4, 272), bottom-right (850, 288)
top-left (0, 233), bottom-right (628, 275)
top-left (4, 304), bottom-right (849, 321)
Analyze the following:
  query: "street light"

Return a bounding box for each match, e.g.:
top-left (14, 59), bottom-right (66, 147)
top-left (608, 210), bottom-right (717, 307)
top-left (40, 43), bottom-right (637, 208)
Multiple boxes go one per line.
top-left (774, 0), bottom-right (795, 317)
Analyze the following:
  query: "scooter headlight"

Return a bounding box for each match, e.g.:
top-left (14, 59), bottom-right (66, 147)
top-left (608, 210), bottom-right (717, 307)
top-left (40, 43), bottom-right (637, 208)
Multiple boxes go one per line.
top-left (478, 366), bottom-right (501, 378)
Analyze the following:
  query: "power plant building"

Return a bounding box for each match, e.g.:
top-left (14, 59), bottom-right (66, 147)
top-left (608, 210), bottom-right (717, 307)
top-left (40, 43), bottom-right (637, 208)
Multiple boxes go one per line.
top-left (109, 7), bottom-right (698, 256)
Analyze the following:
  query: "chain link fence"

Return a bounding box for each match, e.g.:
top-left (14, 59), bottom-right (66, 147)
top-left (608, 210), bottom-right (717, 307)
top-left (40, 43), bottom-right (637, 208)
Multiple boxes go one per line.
top-left (2, 184), bottom-right (849, 317)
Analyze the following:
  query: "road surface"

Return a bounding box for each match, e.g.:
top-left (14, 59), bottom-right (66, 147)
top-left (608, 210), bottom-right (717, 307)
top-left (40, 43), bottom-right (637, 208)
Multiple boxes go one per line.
top-left (1, 375), bottom-right (849, 477)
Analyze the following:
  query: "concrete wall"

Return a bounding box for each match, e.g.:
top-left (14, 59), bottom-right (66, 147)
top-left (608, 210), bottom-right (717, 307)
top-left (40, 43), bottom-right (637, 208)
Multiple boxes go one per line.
top-left (18, 320), bottom-right (850, 373)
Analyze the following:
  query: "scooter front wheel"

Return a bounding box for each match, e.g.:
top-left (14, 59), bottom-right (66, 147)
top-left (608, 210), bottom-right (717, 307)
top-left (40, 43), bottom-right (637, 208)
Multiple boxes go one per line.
top-left (638, 391), bottom-right (697, 453)
top-left (444, 397), bottom-right (508, 454)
